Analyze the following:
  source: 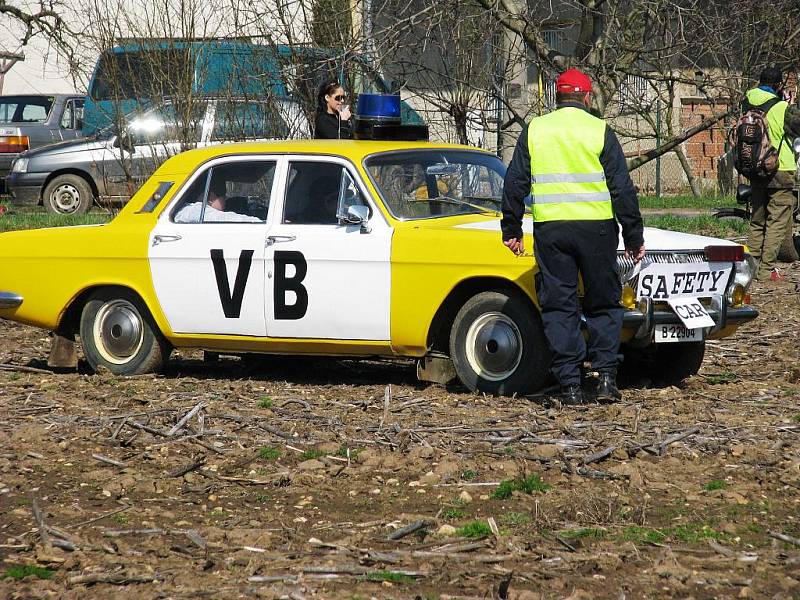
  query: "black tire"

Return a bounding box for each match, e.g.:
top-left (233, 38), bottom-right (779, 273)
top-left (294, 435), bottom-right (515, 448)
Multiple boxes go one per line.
top-left (778, 230), bottom-right (799, 263)
top-left (622, 342), bottom-right (705, 386)
top-left (43, 174), bottom-right (94, 215)
top-left (449, 291), bottom-right (550, 395)
top-left (79, 289), bottom-right (170, 375)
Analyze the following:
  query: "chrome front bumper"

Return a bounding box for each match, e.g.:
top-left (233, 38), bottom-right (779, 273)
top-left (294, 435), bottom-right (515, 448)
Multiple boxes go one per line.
top-left (0, 291), bottom-right (23, 309)
top-left (622, 296), bottom-right (758, 342)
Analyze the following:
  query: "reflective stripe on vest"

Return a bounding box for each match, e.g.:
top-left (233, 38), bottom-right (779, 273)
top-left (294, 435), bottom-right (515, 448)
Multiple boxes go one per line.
top-left (745, 88), bottom-right (794, 171)
top-left (528, 107), bottom-right (613, 222)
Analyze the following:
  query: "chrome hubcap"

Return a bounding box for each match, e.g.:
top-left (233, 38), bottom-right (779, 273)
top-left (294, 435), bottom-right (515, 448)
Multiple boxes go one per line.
top-left (92, 300), bottom-right (143, 364)
top-left (50, 183), bottom-right (81, 214)
top-left (464, 312), bottom-right (522, 381)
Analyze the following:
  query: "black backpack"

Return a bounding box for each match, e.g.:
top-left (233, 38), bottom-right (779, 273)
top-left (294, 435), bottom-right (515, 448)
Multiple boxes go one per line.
top-left (732, 97), bottom-right (783, 180)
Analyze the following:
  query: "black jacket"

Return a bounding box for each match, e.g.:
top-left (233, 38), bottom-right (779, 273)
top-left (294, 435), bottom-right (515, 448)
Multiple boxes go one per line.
top-left (501, 102), bottom-right (644, 250)
top-left (314, 112), bottom-right (353, 139)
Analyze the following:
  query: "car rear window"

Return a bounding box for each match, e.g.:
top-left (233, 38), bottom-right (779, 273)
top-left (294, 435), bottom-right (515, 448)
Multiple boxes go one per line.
top-left (0, 96), bottom-right (54, 123)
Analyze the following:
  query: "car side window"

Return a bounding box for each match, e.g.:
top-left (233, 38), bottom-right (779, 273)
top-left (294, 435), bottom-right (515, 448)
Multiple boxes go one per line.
top-left (211, 101), bottom-right (290, 141)
top-left (129, 103), bottom-right (204, 145)
top-left (283, 161), bottom-right (368, 225)
top-left (60, 98), bottom-right (85, 130)
top-left (172, 161), bottom-right (276, 224)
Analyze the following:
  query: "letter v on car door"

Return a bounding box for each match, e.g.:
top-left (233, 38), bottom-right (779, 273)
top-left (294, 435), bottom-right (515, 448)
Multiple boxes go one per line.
top-left (148, 157), bottom-right (278, 336)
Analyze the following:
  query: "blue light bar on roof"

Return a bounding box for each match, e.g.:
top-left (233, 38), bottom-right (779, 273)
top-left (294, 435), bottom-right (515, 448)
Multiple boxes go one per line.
top-left (353, 93), bottom-right (429, 141)
top-left (356, 93), bottom-right (401, 121)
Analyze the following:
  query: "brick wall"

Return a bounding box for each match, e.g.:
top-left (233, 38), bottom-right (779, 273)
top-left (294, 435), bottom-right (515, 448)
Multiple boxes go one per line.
top-left (680, 97), bottom-right (733, 184)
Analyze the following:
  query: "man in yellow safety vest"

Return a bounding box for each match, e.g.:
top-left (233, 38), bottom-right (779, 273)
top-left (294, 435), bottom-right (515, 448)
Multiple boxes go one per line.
top-left (741, 67), bottom-right (800, 281)
top-left (501, 68), bottom-right (645, 405)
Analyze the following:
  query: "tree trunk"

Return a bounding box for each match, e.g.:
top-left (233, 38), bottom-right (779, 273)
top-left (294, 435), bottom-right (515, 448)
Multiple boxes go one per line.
top-left (674, 146), bottom-right (701, 196)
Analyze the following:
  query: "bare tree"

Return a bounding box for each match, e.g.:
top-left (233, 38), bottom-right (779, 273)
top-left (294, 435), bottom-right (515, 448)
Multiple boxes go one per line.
top-left (0, 1), bottom-right (84, 80)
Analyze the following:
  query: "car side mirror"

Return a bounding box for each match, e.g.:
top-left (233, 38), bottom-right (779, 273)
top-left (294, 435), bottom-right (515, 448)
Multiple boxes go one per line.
top-left (342, 204), bottom-right (371, 233)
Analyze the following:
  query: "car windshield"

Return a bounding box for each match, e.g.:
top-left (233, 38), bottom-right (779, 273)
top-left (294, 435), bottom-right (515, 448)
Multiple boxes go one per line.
top-left (0, 95), bottom-right (54, 123)
top-left (364, 150), bottom-right (506, 220)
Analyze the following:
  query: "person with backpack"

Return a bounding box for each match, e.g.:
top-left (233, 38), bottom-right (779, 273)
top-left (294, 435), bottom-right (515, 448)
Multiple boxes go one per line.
top-left (738, 67), bottom-right (800, 281)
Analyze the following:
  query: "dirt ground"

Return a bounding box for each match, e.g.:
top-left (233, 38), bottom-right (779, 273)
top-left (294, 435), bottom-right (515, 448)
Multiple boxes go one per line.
top-left (1, 269), bottom-right (799, 600)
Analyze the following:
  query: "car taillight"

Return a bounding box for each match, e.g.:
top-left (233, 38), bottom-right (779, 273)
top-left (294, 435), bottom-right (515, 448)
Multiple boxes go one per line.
top-left (0, 135), bottom-right (29, 153)
top-left (705, 245), bottom-right (744, 262)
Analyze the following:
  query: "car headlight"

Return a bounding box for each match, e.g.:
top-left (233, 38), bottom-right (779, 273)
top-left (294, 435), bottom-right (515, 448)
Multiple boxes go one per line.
top-left (727, 253), bottom-right (756, 307)
top-left (11, 158), bottom-right (28, 173)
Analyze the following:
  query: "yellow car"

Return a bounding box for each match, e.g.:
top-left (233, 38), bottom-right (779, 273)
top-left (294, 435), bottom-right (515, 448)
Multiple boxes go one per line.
top-left (0, 139), bottom-right (758, 394)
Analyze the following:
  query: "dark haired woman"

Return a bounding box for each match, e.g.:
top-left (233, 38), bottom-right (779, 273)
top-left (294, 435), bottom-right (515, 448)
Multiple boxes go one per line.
top-left (314, 80), bottom-right (353, 139)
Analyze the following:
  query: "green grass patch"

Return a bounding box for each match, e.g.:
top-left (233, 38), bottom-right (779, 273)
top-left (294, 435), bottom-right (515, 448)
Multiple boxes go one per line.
top-left (622, 526), bottom-right (668, 544)
top-left (622, 523), bottom-right (727, 544)
top-left (443, 508), bottom-right (466, 520)
top-left (561, 527), bottom-right (607, 539)
top-left (359, 570), bottom-right (416, 584)
top-left (671, 523), bottom-right (727, 543)
top-left (299, 449), bottom-right (325, 461)
top-left (0, 209), bottom-right (111, 232)
top-left (258, 396), bottom-right (273, 409)
top-left (258, 446), bottom-right (281, 461)
top-left (703, 479), bottom-right (727, 491)
top-left (335, 445), bottom-right (360, 459)
top-left (639, 194), bottom-right (732, 210)
top-left (456, 521), bottom-right (493, 538)
top-left (643, 214), bottom-right (748, 238)
top-left (792, 414), bottom-right (800, 423)
top-left (460, 469), bottom-right (478, 480)
top-left (492, 475), bottom-right (549, 500)
top-left (705, 372), bottom-right (738, 385)
top-left (501, 512), bottom-right (532, 526)
top-left (112, 513), bottom-right (129, 525)
top-left (2, 565), bottom-right (54, 580)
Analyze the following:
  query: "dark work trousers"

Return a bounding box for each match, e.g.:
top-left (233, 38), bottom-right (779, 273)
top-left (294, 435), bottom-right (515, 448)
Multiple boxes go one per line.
top-left (533, 219), bottom-right (623, 386)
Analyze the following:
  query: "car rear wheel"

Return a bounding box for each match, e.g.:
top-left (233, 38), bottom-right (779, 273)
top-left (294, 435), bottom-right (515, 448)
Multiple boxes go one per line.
top-left (43, 174), bottom-right (94, 215)
top-left (449, 291), bottom-right (550, 395)
top-left (80, 289), bottom-right (170, 375)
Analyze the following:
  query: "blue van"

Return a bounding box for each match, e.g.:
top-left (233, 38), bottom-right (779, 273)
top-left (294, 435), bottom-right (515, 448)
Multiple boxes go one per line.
top-left (83, 40), bottom-right (422, 135)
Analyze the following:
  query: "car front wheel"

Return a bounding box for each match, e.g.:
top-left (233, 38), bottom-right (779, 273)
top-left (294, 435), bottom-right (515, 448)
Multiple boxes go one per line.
top-left (80, 289), bottom-right (170, 375)
top-left (449, 291), bottom-right (550, 395)
top-left (43, 174), bottom-right (94, 215)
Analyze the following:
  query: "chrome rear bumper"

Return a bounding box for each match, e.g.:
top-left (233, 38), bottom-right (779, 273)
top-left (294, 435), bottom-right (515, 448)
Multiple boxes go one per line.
top-left (0, 291), bottom-right (23, 309)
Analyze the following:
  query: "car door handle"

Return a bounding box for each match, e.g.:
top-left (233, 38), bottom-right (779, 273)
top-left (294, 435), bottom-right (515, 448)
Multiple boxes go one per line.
top-left (152, 234), bottom-right (182, 246)
top-left (266, 235), bottom-right (296, 246)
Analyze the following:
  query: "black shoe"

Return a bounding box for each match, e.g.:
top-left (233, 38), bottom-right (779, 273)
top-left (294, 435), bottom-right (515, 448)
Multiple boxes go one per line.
top-left (596, 372), bottom-right (622, 402)
top-left (560, 384), bottom-right (585, 405)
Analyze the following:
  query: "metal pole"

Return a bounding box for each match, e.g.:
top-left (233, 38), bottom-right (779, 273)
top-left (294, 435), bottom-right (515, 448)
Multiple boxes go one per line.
top-left (655, 99), bottom-right (662, 198)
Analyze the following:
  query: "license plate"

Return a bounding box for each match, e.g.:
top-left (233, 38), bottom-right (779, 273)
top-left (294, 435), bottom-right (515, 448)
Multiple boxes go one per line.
top-left (654, 324), bottom-right (703, 343)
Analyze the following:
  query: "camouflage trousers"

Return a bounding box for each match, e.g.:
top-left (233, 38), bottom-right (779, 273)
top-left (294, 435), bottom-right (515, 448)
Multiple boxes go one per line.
top-left (747, 186), bottom-right (795, 279)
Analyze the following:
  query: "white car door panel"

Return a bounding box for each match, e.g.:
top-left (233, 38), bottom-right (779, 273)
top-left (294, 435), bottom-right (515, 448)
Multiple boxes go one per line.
top-left (148, 156), bottom-right (278, 336)
top-left (149, 224), bottom-right (267, 336)
top-left (265, 225), bottom-right (391, 339)
top-left (265, 158), bottom-right (392, 341)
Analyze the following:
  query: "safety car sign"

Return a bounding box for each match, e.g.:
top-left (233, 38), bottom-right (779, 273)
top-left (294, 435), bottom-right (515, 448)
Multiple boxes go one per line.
top-left (637, 263), bottom-right (732, 299)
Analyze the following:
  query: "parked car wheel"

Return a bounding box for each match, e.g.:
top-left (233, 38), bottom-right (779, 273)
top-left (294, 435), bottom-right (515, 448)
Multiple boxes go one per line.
top-left (778, 230), bottom-right (799, 263)
top-left (449, 291), bottom-right (550, 395)
top-left (80, 289), bottom-right (170, 375)
top-left (43, 174), bottom-right (94, 215)
top-left (622, 341), bottom-right (705, 386)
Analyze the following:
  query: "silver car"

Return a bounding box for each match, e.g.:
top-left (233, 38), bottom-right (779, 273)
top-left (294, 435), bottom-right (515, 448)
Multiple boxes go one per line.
top-left (0, 94), bottom-right (85, 194)
top-left (8, 96), bottom-right (309, 214)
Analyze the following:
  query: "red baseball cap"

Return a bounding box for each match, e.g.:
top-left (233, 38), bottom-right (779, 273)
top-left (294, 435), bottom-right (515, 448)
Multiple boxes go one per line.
top-left (556, 68), bottom-right (592, 93)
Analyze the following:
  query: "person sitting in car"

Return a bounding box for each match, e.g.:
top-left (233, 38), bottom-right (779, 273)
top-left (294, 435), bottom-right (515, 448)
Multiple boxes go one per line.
top-left (174, 176), bottom-right (262, 223)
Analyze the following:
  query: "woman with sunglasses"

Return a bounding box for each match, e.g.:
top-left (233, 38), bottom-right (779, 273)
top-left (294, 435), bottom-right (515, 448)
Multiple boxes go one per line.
top-left (314, 80), bottom-right (353, 139)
